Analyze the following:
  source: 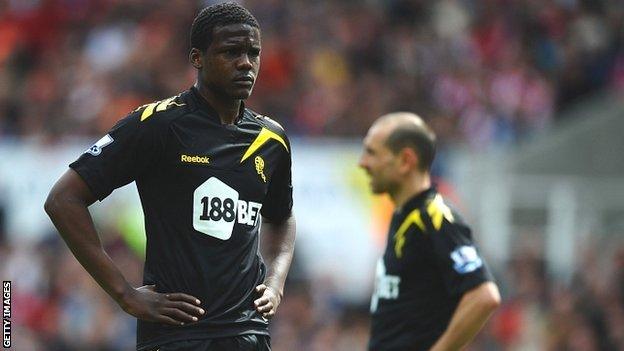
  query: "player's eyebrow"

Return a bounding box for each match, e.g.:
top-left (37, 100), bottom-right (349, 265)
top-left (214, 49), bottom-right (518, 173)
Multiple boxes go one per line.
top-left (219, 42), bottom-right (261, 51)
top-left (218, 42), bottom-right (244, 48)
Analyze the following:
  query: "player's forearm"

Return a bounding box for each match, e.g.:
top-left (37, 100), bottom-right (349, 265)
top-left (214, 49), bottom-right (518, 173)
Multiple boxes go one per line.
top-left (45, 179), bottom-right (133, 304)
top-left (260, 215), bottom-right (296, 296)
top-left (429, 282), bottom-right (500, 351)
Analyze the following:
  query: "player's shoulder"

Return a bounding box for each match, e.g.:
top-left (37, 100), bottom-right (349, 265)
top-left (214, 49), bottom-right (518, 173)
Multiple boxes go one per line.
top-left (245, 108), bottom-right (289, 139)
top-left (421, 193), bottom-right (470, 233)
top-left (128, 92), bottom-right (191, 127)
top-left (402, 191), bottom-right (465, 235)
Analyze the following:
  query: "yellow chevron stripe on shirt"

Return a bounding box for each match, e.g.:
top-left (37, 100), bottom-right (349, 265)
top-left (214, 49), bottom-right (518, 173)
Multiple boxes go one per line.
top-left (393, 195), bottom-right (454, 258)
top-left (393, 209), bottom-right (426, 258)
top-left (139, 96), bottom-right (185, 121)
top-left (426, 194), bottom-right (454, 230)
top-left (140, 102), bottom-right (158, 121)
top-left (241, 127), bottom-right (288, 162)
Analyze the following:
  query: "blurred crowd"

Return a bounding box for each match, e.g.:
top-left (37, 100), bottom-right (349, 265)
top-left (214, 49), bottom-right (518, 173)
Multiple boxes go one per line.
top-left (2, 0), bottom-right (624, 350)
top-left (0, 0), bottom-right (623, 147)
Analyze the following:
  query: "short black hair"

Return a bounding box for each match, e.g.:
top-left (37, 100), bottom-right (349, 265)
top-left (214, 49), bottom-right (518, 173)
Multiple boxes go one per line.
top-left (190, 2), bottom-right (260, 51)
top-left (385, 121), bottom-right (436, 171)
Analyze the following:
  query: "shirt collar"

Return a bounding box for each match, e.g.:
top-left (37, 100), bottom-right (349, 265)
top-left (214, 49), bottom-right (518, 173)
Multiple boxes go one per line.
top-left (189, 86), bottom-right (246, 124)
top-left (396, 186), bottom-right (437, 215)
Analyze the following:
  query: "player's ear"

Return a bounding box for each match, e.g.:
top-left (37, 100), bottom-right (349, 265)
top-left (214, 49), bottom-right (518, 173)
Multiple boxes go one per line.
top-left (189, 48), bottom-right (203, 69)
top-left (400, 147), bottom-right (419, 173)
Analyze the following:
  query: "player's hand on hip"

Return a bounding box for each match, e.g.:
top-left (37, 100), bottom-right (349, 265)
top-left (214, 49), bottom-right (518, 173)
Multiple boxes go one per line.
top-left (254, 284), bottom-right (281, 319)
top-left (120, 285), bottom-right (205, 326)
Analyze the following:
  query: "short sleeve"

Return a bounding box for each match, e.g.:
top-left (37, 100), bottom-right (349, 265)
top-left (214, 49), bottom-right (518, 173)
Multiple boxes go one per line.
top-left (260, 146), bottom-right (293, 223)
top-left (430, 220), bottom-right (493, 297)
top-left (69, 112), bottom-right (166, 201)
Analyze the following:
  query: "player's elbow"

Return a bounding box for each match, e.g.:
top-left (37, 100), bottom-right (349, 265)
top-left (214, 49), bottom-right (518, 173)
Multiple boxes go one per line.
top-left (44, 182), bottom-right (74, 219)
top-left (44, 187), bottom-right (63, 219)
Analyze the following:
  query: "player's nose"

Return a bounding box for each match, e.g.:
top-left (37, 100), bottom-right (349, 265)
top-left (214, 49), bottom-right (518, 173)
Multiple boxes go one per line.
top-left (358, 156), bottom-right (369, 171)
top-left (237, 54), bottom-right (253, 70)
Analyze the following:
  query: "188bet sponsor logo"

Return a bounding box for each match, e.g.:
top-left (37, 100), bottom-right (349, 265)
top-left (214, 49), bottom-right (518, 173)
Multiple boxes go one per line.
top-left (193, 177), bottom-right (262, 240)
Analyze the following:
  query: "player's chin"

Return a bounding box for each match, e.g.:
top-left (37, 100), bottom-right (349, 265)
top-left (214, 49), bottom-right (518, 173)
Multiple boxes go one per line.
top-left (230, 86), bottom-right (254, 99)
top-left (370, 183), bottom-right (385, 194)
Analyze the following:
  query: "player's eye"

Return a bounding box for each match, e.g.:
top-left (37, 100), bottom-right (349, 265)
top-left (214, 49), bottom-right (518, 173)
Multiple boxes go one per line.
top-left (223, 48), bottom-right (240, 56)
top-left (249, 48), bottom-right (260, 58)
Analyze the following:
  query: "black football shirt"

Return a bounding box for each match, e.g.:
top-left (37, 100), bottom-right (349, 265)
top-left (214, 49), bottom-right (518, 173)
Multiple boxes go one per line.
top-left (70, 87), bottom-right (293, 350)
top-left (369, 187), bottom-right (493, 351)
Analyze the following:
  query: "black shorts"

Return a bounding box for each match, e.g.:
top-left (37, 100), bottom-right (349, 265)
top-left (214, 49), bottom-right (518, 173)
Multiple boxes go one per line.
top-left (152, 335), bottom-right (271, 351)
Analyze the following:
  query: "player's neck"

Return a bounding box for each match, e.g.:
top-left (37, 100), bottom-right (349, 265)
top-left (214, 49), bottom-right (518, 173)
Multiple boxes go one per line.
top-left (195, 83), bottom-right (242, 124)
top-left (392, 173), bottom-right (431, 210)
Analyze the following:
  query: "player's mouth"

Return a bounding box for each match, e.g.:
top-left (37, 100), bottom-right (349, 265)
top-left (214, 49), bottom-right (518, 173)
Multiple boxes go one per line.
top-left (233, 75), bottom-right (255, 86)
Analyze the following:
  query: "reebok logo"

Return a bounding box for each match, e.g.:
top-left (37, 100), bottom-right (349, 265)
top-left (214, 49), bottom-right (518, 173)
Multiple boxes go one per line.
top-left (181, 154), bottom-right (210, 164)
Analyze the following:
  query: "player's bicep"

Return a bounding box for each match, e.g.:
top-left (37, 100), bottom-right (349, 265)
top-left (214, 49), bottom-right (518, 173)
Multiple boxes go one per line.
top-left (431, 221), bottom-right (493, 297)
top-left (47, 168), bottom-right (98, 210)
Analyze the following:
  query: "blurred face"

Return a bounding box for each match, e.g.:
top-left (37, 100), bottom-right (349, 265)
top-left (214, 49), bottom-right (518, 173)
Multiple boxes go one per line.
top-left (359, 124), bottom-right (401, 194)
top-left (195, 24), bottom-right (261, 100)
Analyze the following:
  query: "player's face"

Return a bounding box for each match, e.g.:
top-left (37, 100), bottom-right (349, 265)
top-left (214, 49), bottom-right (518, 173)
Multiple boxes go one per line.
top-left (199, 24), bottom-right (261, 100)
top-left (359, 125), bottom-right (401, 194)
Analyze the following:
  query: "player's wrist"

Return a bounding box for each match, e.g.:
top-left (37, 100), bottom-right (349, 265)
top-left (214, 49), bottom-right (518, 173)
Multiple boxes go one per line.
top-left (116, 284), bottom-right (139, 311)
top-left (264, 282), bottom-right (283, 300)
